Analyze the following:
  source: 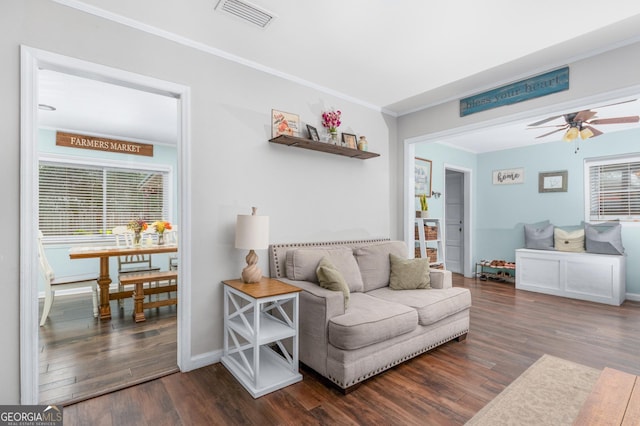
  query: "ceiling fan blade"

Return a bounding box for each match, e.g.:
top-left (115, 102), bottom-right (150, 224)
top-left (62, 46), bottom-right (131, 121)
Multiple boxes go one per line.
top-left (592, 98), bottom-right (637, 110)
top-left (527, 124), bottom-right (567, 129)
top-left (583, 125), bottom-right (603, 137)
top-left (574, 110), bottom-right (597, 122)
top-left (536, 127), bottom-right (567, 139)
top-left (528, 115), bottom-right (565, 127)
top-left (589, 116), bottom-right (640, 125)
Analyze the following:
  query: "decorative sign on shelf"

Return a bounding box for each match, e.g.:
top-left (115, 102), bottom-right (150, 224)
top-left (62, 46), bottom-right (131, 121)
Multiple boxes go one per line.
top-left (56, 131), bottom-right (154, 157)
top-left (492, 168), bottom-right (524, 185)
top-left (460, 67), bottom-right (569, 117)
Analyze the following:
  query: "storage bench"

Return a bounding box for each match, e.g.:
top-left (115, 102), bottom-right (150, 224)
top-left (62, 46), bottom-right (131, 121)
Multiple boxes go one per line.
top-left (515, 249), bottom-right (625, 305)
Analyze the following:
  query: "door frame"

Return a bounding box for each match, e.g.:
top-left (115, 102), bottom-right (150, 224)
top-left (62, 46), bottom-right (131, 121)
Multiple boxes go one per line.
top-left (444, 165), bottom-right (473, 277)
top-left (20, 46), bottom-right (193, 403)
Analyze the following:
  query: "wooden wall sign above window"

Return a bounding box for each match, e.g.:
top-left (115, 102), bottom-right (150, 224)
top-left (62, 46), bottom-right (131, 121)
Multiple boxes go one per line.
top-left (56, 131), bottom-right (154, 157)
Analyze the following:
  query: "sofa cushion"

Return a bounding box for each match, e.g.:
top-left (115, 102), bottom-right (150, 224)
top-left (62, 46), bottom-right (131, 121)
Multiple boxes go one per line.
top-left (316, 257), bottom-right (350, 309)
top-left (353, 241), bottom-right (408, 292)
top-left (389, 253), bottom-right (431, 290)
top-left (328, 293), bottom-right (418, 350)
top-left (585, 222), bottom-right (625, 255)
top-left (524, 221), bottom-right (555, 250)
top-left (367, 287), bottom-right (471, 326)
top-left (554, 228), bottom-right (585, 252)
top-left (285, 247), bottom-right (364, 292)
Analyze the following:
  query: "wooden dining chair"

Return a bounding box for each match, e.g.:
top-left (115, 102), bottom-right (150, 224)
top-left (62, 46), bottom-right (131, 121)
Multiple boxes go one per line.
top-left (38, 231), bottom-right (98, 326)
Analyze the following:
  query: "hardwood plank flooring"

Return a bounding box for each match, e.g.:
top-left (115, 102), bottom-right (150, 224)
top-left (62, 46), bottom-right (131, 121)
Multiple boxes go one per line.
top-left (63, 275), bottom-right (640, 425)
top-left (39, 292), bottom-right (178, 405)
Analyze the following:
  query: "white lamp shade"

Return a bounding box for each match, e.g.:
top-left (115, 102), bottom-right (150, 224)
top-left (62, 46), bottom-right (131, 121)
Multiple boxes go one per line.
top-left (235, 214), bottom-right (269, 250)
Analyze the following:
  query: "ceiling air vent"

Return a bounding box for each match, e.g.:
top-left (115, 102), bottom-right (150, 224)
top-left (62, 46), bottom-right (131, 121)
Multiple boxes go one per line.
top-left (215, 0), bottom-right (276, 29)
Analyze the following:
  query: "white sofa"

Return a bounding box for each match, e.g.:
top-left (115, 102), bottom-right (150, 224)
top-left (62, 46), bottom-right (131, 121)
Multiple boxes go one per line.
top-left (268, 239), bottom-right (471, 391)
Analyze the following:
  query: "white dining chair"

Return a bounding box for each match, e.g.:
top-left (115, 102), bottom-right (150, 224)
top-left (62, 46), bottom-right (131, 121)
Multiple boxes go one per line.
top-left (164, 225), bottom-right (178, 270)
top-left (38, 231), bottom-right (98, 326)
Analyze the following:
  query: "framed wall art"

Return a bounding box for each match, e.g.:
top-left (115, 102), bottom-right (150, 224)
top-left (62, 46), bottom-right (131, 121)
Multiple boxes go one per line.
top-left (271, 109), bottom-right (300, 138)
top-left (539, 170), bottom-right (568, 192)
top-left (415, 157), bottom-right (432, 197)
top-left (342, 133), bottom-right (357, 149)
top-left (306, 124), bottom-right (320, 141)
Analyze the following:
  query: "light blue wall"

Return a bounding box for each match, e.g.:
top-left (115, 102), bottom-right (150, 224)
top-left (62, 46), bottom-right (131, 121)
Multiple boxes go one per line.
top-left (37, 128), bottom-right (178, 289)
top-left (414, 143), bottom-right (478, 220)
top-left (474, 128), bottom-right (640, 295)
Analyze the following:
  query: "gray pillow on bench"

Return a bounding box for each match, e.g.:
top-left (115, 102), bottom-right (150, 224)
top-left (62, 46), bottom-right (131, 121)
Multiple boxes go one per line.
top-left (524, 221), bottom-right (555, 250)
top-left (585, 222), bottom-right (625, 255)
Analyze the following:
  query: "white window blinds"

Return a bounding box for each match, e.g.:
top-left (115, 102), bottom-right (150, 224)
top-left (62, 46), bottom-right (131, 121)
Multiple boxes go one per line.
top-left (588, 158), bottom-right (640, 221)
top-left (39, 162), bottom-right (168, 237)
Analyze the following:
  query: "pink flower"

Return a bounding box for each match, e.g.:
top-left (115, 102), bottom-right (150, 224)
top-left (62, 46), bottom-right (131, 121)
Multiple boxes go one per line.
top-left (321, 110), bottom-right (342, 132)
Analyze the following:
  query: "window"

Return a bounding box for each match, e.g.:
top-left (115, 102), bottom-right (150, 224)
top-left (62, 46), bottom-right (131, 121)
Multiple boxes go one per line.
top-left (39, 160), bottom-right (169, 240)
top-left (586, 155), bottom-right (640, 221)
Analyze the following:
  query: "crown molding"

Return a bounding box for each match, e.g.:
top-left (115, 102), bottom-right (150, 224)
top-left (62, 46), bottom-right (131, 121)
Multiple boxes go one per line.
top-left (51, 0), bottom-right (387, 114)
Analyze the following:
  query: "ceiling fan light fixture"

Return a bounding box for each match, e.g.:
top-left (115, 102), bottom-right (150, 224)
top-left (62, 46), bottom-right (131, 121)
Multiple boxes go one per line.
top-left (580, 127), bottom-right (594, 140)
top-left (562, 126), bottom-right (579, 142)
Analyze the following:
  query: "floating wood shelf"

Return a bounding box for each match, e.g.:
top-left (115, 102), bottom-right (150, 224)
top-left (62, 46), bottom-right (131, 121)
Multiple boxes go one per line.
top-left (269, 135), bottom-right (380, 160)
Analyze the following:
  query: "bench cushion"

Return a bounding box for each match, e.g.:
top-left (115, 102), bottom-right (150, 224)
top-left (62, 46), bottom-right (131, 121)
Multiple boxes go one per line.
top-left (328, 292), bottom-right (417, 350)
top-left (585, 222), bottom-right (625, 255)
top-left (524, 221), bottom-right (554, 250)
top-left (555, 228), bottom-right (585, 253)
top-left (367, 287), bottom-right (471, 326)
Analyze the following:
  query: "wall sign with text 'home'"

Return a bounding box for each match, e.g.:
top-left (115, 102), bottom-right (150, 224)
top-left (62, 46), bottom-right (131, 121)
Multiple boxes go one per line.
top-left (56, 131), bottom-right (154, 157)
top-left (460, 67), bottom-right (569, 117)
top-left (493, 168), bottom-right (524, 185)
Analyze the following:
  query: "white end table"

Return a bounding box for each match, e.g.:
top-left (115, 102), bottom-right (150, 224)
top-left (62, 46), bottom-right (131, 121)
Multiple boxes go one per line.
top-left (221, 277), bottom-right (302, 398)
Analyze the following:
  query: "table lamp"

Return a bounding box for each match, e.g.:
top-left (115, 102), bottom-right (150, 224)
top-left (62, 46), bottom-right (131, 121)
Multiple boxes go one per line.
top-left (235, 207), bottom-right (270, 283)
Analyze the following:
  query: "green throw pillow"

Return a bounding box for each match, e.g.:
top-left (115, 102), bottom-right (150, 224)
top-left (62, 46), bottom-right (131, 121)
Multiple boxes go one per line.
top-left (316, 257), bottom-right (350, 309)
top-left (389, 253), bottom-right (431, 290)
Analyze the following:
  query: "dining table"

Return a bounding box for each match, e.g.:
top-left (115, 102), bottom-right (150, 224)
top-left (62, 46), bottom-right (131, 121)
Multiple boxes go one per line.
top-left (69, 244), bottom-right (178, 320)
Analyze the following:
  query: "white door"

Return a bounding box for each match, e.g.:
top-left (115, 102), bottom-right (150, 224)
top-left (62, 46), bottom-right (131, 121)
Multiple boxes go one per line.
top-left (445, 170), bottom-right (464, 274)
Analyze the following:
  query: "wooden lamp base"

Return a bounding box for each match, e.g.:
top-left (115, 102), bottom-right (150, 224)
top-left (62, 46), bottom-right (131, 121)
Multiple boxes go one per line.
top-left (241, 249), bottom-right (262, 283)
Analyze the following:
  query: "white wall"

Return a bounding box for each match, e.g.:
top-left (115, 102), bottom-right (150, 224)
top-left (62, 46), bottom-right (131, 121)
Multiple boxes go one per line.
top-left (0, 1), bottom-right (396, 403)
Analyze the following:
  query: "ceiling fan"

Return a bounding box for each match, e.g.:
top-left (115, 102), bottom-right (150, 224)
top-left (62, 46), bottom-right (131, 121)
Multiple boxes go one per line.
top-left (527, 99), bottom-right (640, 142)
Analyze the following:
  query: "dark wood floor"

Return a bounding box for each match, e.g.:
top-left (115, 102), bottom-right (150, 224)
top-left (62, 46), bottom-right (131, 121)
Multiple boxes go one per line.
top-left (62, 275), bottom-right (640, 425)
top-left (39, 292), bottom-right (178, 405)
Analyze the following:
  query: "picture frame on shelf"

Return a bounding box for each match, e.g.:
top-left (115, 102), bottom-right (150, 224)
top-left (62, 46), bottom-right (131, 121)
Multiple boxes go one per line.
top-left (538, 170), bottom-right (568, 192)
top-left (306, 124), bottom-right (320, 141)
top-left (271, 109), bottom-right (300, 138)
top-left (342, 133), bottom-right (357, 149)
top-left (415, 157), bottom-right (432, 197)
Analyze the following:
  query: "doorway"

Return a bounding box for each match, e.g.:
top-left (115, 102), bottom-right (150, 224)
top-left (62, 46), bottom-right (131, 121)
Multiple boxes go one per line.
top-left (445, 170), bottom-right (464, 274)
top-left (20, 46), bottom-right (192, 404)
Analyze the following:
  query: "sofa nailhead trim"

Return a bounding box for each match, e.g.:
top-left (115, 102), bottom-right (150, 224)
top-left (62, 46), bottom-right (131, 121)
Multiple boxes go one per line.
top-left (269, 239), bottom-right (390, 278)
top-left (327, 330), bottom-right (469, 388)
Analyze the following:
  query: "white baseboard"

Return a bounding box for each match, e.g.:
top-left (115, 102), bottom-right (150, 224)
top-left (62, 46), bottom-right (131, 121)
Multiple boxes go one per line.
top-left (625, 292), bottom-right (640, 302)
top-left (182, 349), bottom-right (223, 372)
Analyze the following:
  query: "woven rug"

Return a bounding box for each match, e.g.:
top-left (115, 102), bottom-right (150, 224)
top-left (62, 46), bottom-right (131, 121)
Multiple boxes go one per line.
top-left (466, 354), bottom-right (601, 426)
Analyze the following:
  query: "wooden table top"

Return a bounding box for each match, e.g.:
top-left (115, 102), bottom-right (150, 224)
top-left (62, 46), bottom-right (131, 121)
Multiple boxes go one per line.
top-left (69, 244), bottom-right (178, 259)
top-left (222, 277), bottom-right (301, 299)
top-left (574, 367), bottom-right (640, 425)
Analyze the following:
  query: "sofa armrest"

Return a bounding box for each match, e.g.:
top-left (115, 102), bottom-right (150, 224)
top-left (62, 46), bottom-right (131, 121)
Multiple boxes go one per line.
top-left (279, 278), bottom-right (345, 312)
top-left (277, 278), bottom-right (345, 376)
top-left (429, 269), bottom-right (452, 289)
